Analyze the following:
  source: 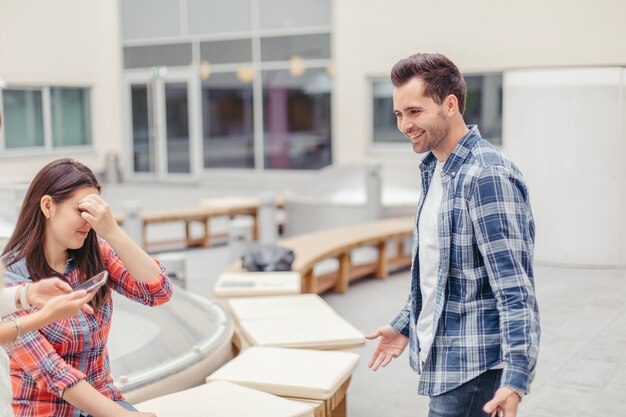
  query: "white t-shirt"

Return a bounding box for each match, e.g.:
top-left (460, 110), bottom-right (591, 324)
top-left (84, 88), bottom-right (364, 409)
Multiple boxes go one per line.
top-left (417, 160), bottom-right (445, 365)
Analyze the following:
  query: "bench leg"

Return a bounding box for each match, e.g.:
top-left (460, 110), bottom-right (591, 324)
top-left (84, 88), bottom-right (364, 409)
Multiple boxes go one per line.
top-left (184, 221), bottom-right (191, 246)
top-left (330, 396), bottom-right (347, 417)
top-left (334, 252), bottom-right (350, 293)
top-left (252, 209), bottom-right (260, 241)
top-left (396, 240), bottom-right (404, 256)
top-left (304, 270), bottom-right (317, 293)
top-left (375, 241), bottom-right (388, 279)
top-left (202, 217), bottom-right (211, 247)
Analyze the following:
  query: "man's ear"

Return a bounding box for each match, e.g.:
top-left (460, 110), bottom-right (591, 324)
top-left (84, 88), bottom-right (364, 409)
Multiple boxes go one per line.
top-left (40, 195), bottom-right (53, 219)
top-left (444, 94), bottom-right (459, 117)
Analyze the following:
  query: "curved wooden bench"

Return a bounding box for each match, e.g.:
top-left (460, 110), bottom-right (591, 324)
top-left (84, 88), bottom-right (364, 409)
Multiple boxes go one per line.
top-left (228, 217), bottom-right (414, 294)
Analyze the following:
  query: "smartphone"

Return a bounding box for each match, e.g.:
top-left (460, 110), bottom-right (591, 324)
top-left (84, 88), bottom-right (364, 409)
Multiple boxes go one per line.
top-left (74, 271), bottom-right (108, 292)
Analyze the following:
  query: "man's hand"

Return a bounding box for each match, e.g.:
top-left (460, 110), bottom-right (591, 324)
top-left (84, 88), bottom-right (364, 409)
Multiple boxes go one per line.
top-left (365, 325), bottom-right (409, 371)
top-left (483, 386), bottom-right (521, 417)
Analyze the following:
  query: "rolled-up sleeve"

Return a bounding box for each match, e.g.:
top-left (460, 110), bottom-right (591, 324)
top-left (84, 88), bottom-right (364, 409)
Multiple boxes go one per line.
top-left (5, 312), bottom-right (86, 397)
top-left (468, 165), bottom-right (540, 395)
top-left (101, 241), bottom-right (173, 306)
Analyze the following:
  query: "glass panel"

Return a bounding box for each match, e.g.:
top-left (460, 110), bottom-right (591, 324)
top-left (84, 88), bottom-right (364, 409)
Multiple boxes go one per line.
top-left (261, 34), bottom-right (331, 61)
top-left (187, 0), bottom-right (252, 34)
top-left (263, 68), bottom-right (332, 170)
top-left (124, 43), bottom-right (193, 69)
top-left (372, 81), bottom-right (403, 143)
top-left (201, 72), bottom-right (254, 168)
top-left (2, 89), bottom-right (44, 149)
top-left (165, 82), bottom-right (191, 173)
top-left (50, 88), bottom-right (91, 147)
top-left (130, 85), bottom-right (153, 173)
top-left (465, 74), bottom-right (503, 145)
top-left (121, 0), bottom-right (181, 41)
top-left (259, 0), bottom-right (331, 30)
top-left (200, 39), bottom-right (253, 65)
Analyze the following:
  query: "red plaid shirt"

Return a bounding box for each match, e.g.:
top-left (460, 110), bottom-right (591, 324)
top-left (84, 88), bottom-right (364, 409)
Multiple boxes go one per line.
top-left (3, 240), bottom-right (172, 417)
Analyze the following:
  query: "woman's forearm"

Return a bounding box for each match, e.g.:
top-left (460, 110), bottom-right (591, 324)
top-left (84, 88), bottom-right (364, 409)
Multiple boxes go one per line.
top-left (0, 310), bottom-right (53, 345)
top-left (104, 227), bottom-right (162, 283)
top-left (63, 380), bottom-right (129, 417)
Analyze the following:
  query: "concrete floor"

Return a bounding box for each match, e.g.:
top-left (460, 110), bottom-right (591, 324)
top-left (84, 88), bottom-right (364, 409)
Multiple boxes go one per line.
top-left (179, 252), bottom-right (626, 417)
top-left (102, 183), bottom-right (626, 417)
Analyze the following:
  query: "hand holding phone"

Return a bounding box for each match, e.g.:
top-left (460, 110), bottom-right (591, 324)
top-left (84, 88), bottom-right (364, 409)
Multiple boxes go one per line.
top-left (73, 271), bottom-right (108, 292)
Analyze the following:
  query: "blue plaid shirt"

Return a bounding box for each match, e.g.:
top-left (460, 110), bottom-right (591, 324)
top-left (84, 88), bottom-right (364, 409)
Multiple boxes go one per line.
top-left (391, 126), bottom-right (540, 397)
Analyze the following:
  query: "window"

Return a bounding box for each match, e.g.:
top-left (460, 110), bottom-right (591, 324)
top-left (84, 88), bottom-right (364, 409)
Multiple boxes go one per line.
top-left (130, 85), bottom-right (152, 172)
top-left (124, 43), bottom-right (193, 69)
top-left (1, 87), bottom-right (92, 153)
top-left (263, 68), bottom-right (332, 169)
top-left (371, 74), bottom-right (503, 146)
top-left (261, 34), bottom-right (331, 62)
top-left (2, 89), bottom-right (45, 149)
top-left (51, 88), bottom-right (91, 147)
top-left (202, 72), bottom-right (254, 168)
top-left (464, 74), bottom-right (502, 145)
top-left (120, 0), bottom-right (333, 171)
top-left (371, 81), bottom-right (403, 143)
top-left (259, 0), bottom-right (331, 30)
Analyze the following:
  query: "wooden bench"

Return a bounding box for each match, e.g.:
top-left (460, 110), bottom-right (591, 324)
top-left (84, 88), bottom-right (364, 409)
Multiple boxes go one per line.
top-left (228, 217), bottom-right (414, 294)
top-left (117, 196), bottom-right (286, 251)
top-left (116, 202), bottom-right (259, 251)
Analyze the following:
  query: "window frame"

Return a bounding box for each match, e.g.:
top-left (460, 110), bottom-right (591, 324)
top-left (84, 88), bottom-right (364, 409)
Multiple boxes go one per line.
top-left (0, 84), bottom-right (94, 158)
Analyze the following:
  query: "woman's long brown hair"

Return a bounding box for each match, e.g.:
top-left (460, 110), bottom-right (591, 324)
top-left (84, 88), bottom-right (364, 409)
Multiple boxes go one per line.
top-left (2, 159), bottom-right (109, 309)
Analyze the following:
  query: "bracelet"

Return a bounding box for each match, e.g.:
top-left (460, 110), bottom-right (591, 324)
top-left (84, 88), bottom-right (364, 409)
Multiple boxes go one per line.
top-left (20, 284), bottom-right (32, 310)
top-left (10, 318), bottom-right (21, 341)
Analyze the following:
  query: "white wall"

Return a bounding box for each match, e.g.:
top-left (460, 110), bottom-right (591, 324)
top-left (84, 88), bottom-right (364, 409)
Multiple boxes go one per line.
top-left (333, 0), bottom-right (626, 165)
top-left (0, 0), bottom-right (122, 178)
top-left (504, 68), bottom-right (626, 267)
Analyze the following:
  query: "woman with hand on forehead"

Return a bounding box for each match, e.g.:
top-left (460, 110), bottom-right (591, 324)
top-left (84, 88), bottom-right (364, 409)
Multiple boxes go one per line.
top-left (2, 158), bottom-right (171, 417)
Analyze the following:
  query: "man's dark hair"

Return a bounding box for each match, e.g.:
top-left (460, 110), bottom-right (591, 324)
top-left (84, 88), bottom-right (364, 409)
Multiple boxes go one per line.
top-left (391, 53), bottom-right (467, 114)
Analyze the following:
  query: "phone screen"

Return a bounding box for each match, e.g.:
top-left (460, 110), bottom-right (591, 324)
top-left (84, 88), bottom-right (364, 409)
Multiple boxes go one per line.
top-left (74, 271), bottom-right (108, 292)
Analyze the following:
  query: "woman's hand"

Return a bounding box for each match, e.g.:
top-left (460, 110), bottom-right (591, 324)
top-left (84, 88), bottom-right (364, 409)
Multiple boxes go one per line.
top-left (78, 194), bottom-right (121, 241)
top-left (27, 278), bottom-right (71, 307)
top-left (38, 290), bottom-right (95, 325)
top-left (27, 278), bottom-right (94, 315)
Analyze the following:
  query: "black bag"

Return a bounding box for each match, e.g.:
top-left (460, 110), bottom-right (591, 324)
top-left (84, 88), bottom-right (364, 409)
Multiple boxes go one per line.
top-left (241, 244), bottom-right (295, 272)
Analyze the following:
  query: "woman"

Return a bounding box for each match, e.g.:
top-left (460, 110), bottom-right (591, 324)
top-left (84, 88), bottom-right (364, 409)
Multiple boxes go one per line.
top-left (2, 158), bottom-right (171, 417)
top-left (1, 275), bottom-right (94, 417)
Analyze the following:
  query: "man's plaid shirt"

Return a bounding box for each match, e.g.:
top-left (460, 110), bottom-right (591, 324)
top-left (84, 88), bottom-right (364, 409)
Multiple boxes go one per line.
top-left (391, 126), bottom-right (540, 397)
top-left (3, 240), bottom-right (172, 417)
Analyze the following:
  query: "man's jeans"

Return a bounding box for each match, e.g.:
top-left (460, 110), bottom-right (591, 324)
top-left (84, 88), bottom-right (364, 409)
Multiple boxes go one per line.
top-left (428, 369), bottom-right (502, 417)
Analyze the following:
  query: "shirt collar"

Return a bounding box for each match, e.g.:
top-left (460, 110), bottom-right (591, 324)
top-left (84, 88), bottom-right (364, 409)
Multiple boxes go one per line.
top-left (419, 125), bottom-right (482, 176)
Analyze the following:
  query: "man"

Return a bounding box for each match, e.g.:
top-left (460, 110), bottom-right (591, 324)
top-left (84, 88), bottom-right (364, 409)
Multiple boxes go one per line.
top-left (366, 53), bottom-right (540, 417)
